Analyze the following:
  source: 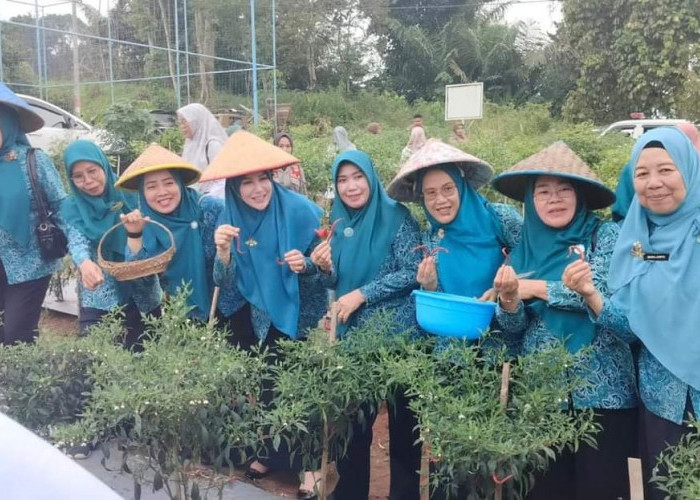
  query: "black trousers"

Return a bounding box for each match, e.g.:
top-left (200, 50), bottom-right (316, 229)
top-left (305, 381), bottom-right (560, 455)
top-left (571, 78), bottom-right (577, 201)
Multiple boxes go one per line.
top-left (79, 301), bottom-right (161, 352)
top-left (334, 391), bottom-right (422, 500)
top-left (219, 303), bottom-right (257, 351)
top-left (527, 408), bottom-right (638, 500)
top-left (0, 260), bottom-right (51, 345)
top-left (641, 398), bottom-right (695, 500)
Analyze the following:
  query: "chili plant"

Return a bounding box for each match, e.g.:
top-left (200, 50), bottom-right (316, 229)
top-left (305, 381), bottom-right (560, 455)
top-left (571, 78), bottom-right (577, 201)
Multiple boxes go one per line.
top-left (652, 419), bottom-right (700, 500)
top-left (67, 290), bottom-right (268, 500)
top-left (388, 338), bottom-right (599, 499)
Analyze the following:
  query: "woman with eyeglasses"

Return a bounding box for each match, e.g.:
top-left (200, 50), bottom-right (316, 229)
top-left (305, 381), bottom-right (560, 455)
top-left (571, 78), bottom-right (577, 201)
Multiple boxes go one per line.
top-left (387, 140), bottom-right (522, 302)
top-left (61, 140), bottom-right (162, 346)
top-left (489, 142), bottom-right (638, 499)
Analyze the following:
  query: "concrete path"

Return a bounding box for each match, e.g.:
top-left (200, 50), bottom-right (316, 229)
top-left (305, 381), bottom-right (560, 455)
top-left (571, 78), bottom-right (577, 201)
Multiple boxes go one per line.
top-left (77, 443), bottom-right (287, 500)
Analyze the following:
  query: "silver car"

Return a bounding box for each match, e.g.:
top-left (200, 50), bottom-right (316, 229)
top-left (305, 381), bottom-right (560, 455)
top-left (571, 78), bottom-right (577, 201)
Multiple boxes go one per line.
top-left (18, 94), bottom-right (110, 153)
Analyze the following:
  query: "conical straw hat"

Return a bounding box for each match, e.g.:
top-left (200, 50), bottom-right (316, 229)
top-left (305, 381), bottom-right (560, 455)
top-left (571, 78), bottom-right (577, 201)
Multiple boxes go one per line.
top-left (491, 141), bottom-right (615, 210)
top-left (387, 139), bottom-right (493, 202)
top-left (115, 143), bottom-right (201, 191)
top-left (0, 83), bottom-right (44, 132)
top-left (200, 130), bottom-right (299, 182)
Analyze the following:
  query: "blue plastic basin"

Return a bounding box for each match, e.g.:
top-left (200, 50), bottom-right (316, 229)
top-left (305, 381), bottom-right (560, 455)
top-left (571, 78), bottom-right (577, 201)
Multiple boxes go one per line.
top-left (412, 290), bottom-right (496, 340)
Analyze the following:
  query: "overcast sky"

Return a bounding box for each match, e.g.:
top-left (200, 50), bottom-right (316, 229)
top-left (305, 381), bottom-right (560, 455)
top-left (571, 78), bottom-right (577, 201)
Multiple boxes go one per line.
top-left (2, 0), bottom-right (563, 31)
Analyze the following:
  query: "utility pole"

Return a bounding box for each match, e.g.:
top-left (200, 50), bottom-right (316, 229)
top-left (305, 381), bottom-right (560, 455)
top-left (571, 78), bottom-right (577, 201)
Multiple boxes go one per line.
top-left (72, 0), bottom-right (81, 115)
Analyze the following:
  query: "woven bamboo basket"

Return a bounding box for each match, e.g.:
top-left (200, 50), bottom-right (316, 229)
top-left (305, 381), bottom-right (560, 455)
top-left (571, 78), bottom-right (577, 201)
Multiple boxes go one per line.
top-left (97, 220), bottom-right (175, 282)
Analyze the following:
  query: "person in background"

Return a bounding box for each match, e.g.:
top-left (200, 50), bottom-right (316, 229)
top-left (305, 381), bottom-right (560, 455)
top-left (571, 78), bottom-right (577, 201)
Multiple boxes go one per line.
top-left (177, 103), bottom-right (227, 198)
top-left (331, 126), bottom-right (356, 154)
top-left (612, 123), bottom-right (700, 221)
top-left (272, 132), bottom-right (308, 195)
top-left (0, 84), bottom-right (75, 345)
top-left (400, 125), bottom-right (428, 167)
top-left (491, 142), bottom-right (637, 500)
top-left (449, 122), bottom-right (468, 145)
top-left (565, 128), bottom-right (700, 500)
top-left (61, 140), bottom-right (161, 347)
top-left (411, 114), bottom-right (424, 131)
top-left (226, 118), bottom-right (244, 136)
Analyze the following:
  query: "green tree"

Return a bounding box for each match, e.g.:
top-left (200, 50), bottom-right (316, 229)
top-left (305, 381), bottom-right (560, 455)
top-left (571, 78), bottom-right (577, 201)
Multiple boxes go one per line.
top-left (562, 0), bottom-right (700, 122)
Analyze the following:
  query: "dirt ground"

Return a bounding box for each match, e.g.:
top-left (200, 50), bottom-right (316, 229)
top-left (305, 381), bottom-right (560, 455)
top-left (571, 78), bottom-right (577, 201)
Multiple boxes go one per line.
top-left (37, 310), bottom-right (393, 499)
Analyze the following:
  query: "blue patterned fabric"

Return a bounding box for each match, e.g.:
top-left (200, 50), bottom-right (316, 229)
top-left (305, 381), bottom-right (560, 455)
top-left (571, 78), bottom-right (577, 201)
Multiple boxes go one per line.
top-left (221, 177), bottom-right (322, 338)
top-left (138, 173), bottom-right (212, 319)
top-left (213, 243), bottom-right (326, 341)
top-left (64, 221), bottom-right (161, 313)
top-left (496, 221), bottom-right (638, 410)
top-left (0, 107), bottom-right (32, 247)
top-left (0, 146), bottom-right (75, 284)
top-left (129, 195), bottom-right (244, 320)
top-left (318, 216), bottom-right (422, 339)
top-left (417, 167), bottom-right (508, 298)
top-left (608, 128), bottom-right (700, 393)
top-left (596, 300), bottom-right (699, 424)
top-left (422, 203), bottom-right (523, 292)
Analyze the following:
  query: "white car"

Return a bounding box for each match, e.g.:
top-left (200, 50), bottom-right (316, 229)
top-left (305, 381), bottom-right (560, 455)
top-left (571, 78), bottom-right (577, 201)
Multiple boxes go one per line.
top-left (18, 94), bottom-right (110, 153)
top-left (599, 119), bottom-right (691, 139)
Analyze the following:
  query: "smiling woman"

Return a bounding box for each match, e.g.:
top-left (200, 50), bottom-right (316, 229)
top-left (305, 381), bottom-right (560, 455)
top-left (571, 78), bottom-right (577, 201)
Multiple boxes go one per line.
top-left (490, 142), bottom-right (638, 500)
top-left (114, 144), bottom-right (248, 326)
top-left (61, 140), bottom-right (162, 346)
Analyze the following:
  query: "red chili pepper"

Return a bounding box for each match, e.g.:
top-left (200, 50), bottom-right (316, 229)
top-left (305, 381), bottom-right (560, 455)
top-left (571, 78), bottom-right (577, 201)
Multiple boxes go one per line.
top-left (568, 244), bottom-right (585, 261)
top-left (413, 245), bottom-right (448, 258)
top-left (502, 247), bottom-right (511, 266)
top-left (315, 218), bottom-right (343, 242)
top-left (492, 472), bottom-right (514, 486)
top-left (234, 235), bottom-right (245, 255)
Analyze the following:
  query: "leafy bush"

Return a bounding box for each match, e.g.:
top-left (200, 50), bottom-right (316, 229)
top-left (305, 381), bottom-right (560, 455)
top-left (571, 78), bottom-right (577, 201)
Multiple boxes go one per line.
top-left (94, 102), bottom-right (159, 164)
top-left (391, 338), bottom-right (598, 499)
top-left (0, 326), bottom-right (119, 437)
top-left (652, 419), bottom-right (700, 500)
top-left (62, 291), bottom-right (267, 498)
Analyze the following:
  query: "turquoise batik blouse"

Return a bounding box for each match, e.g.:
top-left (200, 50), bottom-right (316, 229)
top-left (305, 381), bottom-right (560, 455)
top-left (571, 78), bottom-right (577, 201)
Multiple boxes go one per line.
top-left (496, 221), bottom-right (638, 410)
top-left (0, 146), bottom-right (80, 284)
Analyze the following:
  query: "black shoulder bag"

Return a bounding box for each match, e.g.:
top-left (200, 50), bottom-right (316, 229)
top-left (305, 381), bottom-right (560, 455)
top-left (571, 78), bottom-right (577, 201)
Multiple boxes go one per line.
top-left (26, 148), bottom-right (68, 260)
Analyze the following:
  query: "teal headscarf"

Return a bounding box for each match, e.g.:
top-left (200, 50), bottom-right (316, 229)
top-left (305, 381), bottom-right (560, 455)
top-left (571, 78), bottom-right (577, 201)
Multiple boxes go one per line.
top-left (609, 127), bottom-right (700, 391)
top-left (612, 161), bottom-right (634, 222)
top-left (62, 140), bottom-right (136, 260)
top-left (0, 105), bottom-right (32, 247)
top-left (139, 171), bottom-right (212, 319)
top-left (222, 175), bottom-right (322, 338)
top-left (331, 150), bottom-right (409, 336)
top-left (417, 166), bottom-right (506, 297)
top-left (510, 178), bottom-right (601, 353)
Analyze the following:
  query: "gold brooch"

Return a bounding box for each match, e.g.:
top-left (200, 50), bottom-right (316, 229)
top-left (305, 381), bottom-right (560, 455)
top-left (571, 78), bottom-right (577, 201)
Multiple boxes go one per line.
top-left (110, 201), bottom-right (124, 212)
top-left (630, 241), bottom-right (645, 259)
top-left (437, 228), bottom-right (445, 240)
top-left (245, 238), bottom-right (258, 248)
top-left (3, 150), bottom-right (18, 162)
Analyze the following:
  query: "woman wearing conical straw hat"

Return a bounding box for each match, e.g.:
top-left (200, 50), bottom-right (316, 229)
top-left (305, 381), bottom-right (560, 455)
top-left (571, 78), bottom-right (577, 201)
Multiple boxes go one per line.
top-left (61, 140), bottom-right (162, 349)
top-left (565, 128), bottom-right (700, 500)
top-left (114, 144), bottom-right (252, 341)
top-left (490, 142), bottom-right (638, 499)
top-left (202, 131), bottom-right (327, 496)
top-left (387, 139), bottom-right (522, 303)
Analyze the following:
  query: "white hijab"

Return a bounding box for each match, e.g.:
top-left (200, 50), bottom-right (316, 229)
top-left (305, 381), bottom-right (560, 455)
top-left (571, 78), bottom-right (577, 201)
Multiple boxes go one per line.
top-left (178, 103), bottom-right (227, 197)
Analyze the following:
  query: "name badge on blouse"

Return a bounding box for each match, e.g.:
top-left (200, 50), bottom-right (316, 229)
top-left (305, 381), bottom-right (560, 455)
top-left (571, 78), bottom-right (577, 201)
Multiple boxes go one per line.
top-left (631, 241), bottom-right (669, 261)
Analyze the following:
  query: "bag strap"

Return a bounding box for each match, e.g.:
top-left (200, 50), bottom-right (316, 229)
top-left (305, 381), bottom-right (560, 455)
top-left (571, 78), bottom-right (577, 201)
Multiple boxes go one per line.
top-left (25, 148), bottom-right (51, 222)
